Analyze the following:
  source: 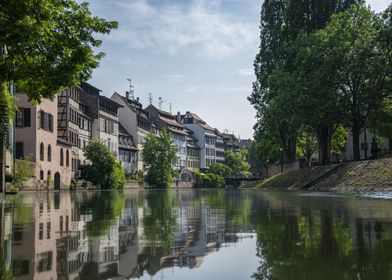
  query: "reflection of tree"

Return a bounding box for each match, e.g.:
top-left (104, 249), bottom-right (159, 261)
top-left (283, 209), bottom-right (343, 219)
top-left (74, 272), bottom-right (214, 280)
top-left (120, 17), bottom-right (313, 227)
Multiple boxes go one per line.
top-left (143, 190), bottom-right (177, 250)
top-left (80, 191), bottom-right (125, 237)
top-left (250, 194), bottom-right (392, 280)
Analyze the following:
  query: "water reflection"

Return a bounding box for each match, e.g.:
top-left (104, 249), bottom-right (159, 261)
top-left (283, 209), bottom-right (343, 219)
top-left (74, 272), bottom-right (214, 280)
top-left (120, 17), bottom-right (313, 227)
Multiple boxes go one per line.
top-left (1, 190), bottom-right (392, 279)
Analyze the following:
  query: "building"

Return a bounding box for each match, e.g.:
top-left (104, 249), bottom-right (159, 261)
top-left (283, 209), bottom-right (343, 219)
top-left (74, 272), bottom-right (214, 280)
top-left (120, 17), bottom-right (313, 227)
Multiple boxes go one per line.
top-left (111, 92), bottom-right (152, 171)
top-left (15, 92), bottom-right (73, 189)
top-left (80, 83), bottom-right (122, 159)
top-left (185, 129), bottom-right (200, 171)
top-left (214, 129), bottom-right (225, 163)
top-left (118, 124), bottom-right (138, 175)
top-left (180, 111), bottom-right (217, 169)
top-left (343, 128), bottom-right (391, 161)
top-left (222, 133), bottom-right (240, 152)
top-left (146, 105), bottom-right (188, 170)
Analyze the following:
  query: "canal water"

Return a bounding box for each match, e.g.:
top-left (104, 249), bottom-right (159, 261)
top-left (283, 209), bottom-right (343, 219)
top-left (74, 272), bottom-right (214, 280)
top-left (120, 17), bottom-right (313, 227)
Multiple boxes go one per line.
top-left (1, 189), bottom-right (392, 279)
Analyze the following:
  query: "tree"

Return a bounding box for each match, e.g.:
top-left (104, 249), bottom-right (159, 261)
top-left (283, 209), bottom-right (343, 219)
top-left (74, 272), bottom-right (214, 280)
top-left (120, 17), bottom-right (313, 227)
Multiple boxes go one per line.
top-left (296, 127), bottom-right (318, 166)
top-left (209, 163), bottom-right (233, 178)
top-left (249, 0), bottom-right (359, 165)
top-left (224, 149), bottom-right (250, 178)
top-left (0, 0), bottom-right (118, 103)
top-left (82, 140), bottom-right (125, 189)
top-left (13, 155), bottom-right (35, 190)
top-left (0, 0), bottom-right (117, 191)
top-left (142, 129), bottom-right (179, 188)
top-left (313, 4), bottom-right (391, 160)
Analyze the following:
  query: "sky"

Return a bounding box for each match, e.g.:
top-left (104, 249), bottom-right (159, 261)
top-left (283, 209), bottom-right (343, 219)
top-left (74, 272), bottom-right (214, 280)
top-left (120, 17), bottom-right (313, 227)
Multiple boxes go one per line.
top-left (86, 0), bottom-right (391, 139)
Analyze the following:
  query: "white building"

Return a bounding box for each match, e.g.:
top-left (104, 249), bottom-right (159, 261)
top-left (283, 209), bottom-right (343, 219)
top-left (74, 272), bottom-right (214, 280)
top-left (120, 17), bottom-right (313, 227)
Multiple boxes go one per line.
top-left (180, 111), bottom-right (217, 169)
top-left (80, 83), bottom-right (122, 159)
top-left (146, 105), bottom-right (188, 170)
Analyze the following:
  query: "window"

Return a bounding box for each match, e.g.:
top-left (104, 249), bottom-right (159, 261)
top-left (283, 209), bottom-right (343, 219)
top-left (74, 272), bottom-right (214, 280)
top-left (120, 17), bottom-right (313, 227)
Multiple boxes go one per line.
top-left (16, 108), bottom-right (31, 127)
top-left (39, 223), bottom-right (44, 240)
top-left (66, 150), bottom-right (69, 167)
top-left (40, 170), bottom-right (44, 180)
top-left (16, 142), bottom-right (24, 159)
top-left (13, 260), bottom-right (29, 276)
top-left (37, 251), bottom-right (53, 272)
top-left (47, 170), bottom-right (51, 180)
top-left (47, 145), bottom-right (51, 162)
top-left (39, 111), bottom-right (53, 132)
top-left (60, 148), bottom-right (64, 166)
top-left (40, 143), bottom-right (44, 161)
top-left (47, 222), bottom-right (51, 239)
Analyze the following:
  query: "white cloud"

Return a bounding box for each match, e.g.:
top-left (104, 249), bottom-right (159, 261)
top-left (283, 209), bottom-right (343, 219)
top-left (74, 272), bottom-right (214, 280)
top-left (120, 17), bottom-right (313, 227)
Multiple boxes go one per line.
top-left (108, 0), bottom-right (258, 59)
top-left (237, 68), bottom-right (253, 76)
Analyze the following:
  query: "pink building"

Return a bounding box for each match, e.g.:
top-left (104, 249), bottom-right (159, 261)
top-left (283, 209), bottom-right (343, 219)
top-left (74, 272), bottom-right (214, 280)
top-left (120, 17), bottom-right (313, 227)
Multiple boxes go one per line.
top-left (15, 92), bottom-right (73, 189)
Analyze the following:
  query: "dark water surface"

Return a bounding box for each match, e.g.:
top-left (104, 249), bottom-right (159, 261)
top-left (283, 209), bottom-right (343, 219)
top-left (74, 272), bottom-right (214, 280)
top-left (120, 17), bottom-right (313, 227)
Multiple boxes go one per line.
top-left (2, 189), bottom-right (392, 280)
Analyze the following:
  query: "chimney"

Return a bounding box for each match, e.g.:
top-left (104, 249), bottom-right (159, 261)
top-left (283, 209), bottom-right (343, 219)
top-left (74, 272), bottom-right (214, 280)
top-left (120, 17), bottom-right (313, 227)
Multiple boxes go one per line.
top-left (136, 97), bottom-right (139, 103)
top-left (176, 111), bottom-right (181, 123)
top-left (125, 91), bottom-right (129, 100)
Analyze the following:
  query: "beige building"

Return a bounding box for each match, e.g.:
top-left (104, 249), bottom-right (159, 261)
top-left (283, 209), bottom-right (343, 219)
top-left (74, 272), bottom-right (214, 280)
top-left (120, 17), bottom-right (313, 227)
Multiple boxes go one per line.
top-left (15, 92), bottom-right (73, 189)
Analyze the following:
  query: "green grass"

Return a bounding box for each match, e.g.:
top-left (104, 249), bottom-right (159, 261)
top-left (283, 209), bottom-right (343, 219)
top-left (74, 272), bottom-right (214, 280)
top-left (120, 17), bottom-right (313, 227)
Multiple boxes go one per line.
top-left (244, 165), bottom-right (335, 190)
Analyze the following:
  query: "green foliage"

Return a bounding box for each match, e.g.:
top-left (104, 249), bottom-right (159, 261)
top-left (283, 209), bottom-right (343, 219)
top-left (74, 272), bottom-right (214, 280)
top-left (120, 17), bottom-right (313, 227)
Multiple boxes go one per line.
top-left (82, 140), bottom-right (125, 189)
top-left (296, 127), bottom-right (318, 165)
top-left (331, 125), bottom-right (348, 158)
top-left (369, 96), bottom-right (392, 139)
top-left (142, 129), bottom-right (178, 188)
top-left (81, 191), bottom-right (125, 237)
top-left (130, 170), bottom-right (144, 181)
top-left (224, 149), bottom-right (251, 177)
top-left (209, 163), bottom-right (232, 177)
top-left (0, 83), bottom-right (16, 130)
top-left (200, 173), bottom-right (225, 188)
top-left (0, 0), bottom-right (118, 103)
top-left (13, 155), bottom-right (35, 190)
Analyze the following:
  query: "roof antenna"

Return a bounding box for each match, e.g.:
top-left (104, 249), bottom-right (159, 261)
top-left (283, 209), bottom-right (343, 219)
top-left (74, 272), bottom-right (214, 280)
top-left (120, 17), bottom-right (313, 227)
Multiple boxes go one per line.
top-left (126, 78), bottom-right (134, 100)
top-left (158, 97), bottom-right (163, 109)
top-left (148, 93), bottom-right (153, 105)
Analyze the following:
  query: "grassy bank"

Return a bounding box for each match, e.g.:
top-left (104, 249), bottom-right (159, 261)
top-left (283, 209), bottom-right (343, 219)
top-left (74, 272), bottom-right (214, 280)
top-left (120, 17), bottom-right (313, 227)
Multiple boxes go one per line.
top-left (245, 158), bottom-right (392, 192)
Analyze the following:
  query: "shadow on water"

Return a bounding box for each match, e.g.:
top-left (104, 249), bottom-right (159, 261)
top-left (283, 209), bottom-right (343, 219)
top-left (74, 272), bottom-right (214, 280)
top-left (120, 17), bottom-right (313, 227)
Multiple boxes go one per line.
top-left (2, 190), bottom-right (392, 279)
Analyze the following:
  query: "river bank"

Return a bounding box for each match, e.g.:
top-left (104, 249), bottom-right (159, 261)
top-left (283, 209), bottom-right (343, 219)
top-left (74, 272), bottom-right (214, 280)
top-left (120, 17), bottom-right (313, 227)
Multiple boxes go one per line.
top-left (245, 158), bottom-right (392, 192)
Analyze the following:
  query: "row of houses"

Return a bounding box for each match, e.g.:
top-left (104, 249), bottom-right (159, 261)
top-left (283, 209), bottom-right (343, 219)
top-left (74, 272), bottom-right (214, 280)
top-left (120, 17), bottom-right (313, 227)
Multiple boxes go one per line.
top-left (9, 83), bottom-right (241, 189)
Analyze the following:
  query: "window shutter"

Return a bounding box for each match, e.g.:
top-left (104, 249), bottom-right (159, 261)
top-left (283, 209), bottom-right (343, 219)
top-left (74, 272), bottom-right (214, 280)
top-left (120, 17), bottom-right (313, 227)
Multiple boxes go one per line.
top-left (23, 108), bottom-right (31, 127)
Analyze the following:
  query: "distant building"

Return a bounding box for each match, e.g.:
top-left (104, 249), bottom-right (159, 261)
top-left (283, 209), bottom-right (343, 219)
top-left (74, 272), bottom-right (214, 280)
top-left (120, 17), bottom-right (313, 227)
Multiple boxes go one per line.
top-left (146, 105), bottom-right (188, 170)
top-left (15, 92), bottom-right (73, 189)
top-left (118, 124), bottom-right (138, 175)
top-left (214, 129), bottom-right (225, 163)
top-left (343, 128), bottom-right (391, 161)
top-left (81, 83), bottom-right (122, 159)
top-left (180, 111), bottom-right (217, 169)
top-left (111, 91), bottom-right (152, 171)
top-left (185, 129), bottom-right (201, 171)
top-left (222, 133), bottom-right (240, 152)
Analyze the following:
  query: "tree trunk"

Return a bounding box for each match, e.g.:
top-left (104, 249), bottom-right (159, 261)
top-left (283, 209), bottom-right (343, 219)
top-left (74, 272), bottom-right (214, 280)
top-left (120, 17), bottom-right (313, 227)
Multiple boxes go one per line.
top-left (352, 124), bottom-right (361, 161)
top-left (316, 125), bottom-right (331, 165)
top-left (287, 137), bottom-right (296, 162)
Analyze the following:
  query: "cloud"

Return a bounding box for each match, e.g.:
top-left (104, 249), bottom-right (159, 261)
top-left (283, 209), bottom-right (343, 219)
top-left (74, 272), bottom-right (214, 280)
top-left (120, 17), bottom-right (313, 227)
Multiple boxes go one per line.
top-left (237, 68), bottom-right (253, 76)
top-left (108, 0), bottom-right (258, 59)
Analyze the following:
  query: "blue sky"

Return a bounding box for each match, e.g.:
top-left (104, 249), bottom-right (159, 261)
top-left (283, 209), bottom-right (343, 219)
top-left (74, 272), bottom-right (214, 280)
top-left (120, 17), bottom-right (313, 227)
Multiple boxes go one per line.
top-left (86, 0), bottom-right (391, 139)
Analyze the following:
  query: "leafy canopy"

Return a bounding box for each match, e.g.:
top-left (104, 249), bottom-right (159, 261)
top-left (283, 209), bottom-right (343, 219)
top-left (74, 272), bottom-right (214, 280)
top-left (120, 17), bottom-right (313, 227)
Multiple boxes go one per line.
top-left (142, 129), bottom-right (179, 188)
top-left (0, 0), bottom-right (118, 103)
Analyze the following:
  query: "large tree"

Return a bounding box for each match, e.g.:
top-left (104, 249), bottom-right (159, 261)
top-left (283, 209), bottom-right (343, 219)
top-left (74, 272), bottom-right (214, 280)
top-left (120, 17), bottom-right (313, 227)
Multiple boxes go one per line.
top-left (0, 0), bottom-right (117, 191)
top-left (249, 0), bottom-right (359, 165)
top-left (142, 129), bottom-right (179, 188)
top-left (0, 0), bottom-right (118, 102)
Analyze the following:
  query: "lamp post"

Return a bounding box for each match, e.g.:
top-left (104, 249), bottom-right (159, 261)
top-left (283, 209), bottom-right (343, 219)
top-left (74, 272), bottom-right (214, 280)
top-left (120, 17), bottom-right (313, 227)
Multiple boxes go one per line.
top-left (362, 109), bottom-right (368, 160)
top-left (280, 146), bottom-right (284, 173)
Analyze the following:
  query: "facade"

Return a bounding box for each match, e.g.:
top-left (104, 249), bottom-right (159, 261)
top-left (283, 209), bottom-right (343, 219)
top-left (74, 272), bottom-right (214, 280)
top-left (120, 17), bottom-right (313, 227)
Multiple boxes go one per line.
top-left (343, 128), bottom-right (391, 161)
top-left (111, 92), bottom-right (152, 171)
top-left (214, 129), bottom-right (225, 163)
top-left (15, 92), bottom-right (72, 189)
top-left (80, 83), bottom-right (122, 159)
top-left (222, 133), bottom-right (240, 152)
top-left (118, 124), bottom-right (138, 175)
top-left (180, 111), bottom-right (217, 169)
top-left (185, 129), bottom-right (200, 171)
top-left (146, 105), bottom-right (188, 170)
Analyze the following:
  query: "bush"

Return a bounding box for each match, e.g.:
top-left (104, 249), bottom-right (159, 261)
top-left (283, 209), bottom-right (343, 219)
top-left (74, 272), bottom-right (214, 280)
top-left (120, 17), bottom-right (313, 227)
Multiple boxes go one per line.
top-left (131, 170), bottom-right (144, 181)
top-left (195, 173), bottom-right (225, 188)
top-left (82, 141), bottom-right (125, 189)
top-left (13, 155), bottom-right (35, 190)
top-left (209, 163), bottom-right (232, 177)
